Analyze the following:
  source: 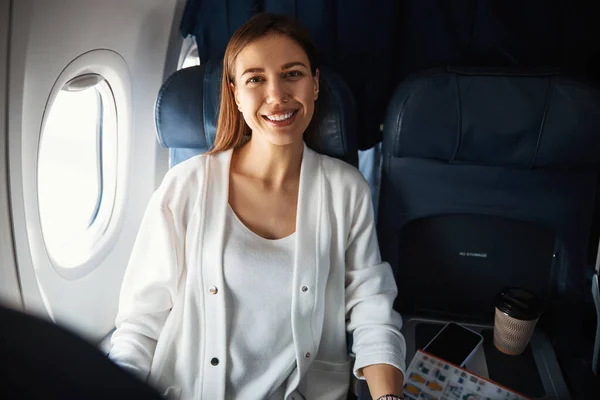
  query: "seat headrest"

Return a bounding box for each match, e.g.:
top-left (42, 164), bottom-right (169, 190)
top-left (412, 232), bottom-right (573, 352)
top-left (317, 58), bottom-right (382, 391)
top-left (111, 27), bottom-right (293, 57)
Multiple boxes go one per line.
top-left (155, 60), bottom-right (358, 166)
top-left (383, 67), bottom-right (600, 169)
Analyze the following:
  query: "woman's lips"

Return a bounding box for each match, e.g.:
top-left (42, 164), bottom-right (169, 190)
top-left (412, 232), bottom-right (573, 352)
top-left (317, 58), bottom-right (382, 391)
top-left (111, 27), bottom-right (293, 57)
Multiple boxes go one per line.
top-left (262, 109), bottom-right (299, 127)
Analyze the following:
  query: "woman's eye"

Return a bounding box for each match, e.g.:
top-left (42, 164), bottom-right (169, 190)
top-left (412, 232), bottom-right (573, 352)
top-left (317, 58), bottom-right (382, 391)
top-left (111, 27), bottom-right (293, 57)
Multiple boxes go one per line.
top-left (246, 76), bottom-right (263, 84)
top-left (284, 70), bottom-right (303, 79)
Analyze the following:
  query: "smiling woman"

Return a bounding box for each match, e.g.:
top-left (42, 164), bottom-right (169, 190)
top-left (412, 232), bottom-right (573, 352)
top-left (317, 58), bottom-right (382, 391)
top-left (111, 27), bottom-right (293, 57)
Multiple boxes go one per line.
top-left (209, 13), bottom-right (319, 155)
top-left (231, 35), bottom-right (319, 148)
top-left (109, 13), bottom-right (406, 400)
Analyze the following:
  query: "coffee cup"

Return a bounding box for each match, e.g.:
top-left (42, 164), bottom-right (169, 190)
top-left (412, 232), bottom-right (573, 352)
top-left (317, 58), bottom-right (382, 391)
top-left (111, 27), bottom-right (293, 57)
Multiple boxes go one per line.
top-left (493, 287), bottom-right (542, 356)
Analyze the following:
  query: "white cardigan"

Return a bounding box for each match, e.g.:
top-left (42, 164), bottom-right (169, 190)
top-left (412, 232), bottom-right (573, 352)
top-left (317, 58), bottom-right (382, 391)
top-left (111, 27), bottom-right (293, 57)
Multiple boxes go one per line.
top-left (109, 144), bottom-right (406, 400)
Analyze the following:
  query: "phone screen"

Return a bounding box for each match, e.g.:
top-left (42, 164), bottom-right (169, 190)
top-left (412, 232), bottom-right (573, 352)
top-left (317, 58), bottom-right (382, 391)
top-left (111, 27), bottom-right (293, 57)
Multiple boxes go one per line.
top-left (423, 323), bottom-right (483, 367)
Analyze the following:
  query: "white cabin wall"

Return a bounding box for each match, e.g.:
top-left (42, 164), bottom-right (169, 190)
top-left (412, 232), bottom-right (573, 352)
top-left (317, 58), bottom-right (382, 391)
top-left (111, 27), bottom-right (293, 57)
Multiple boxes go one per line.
top-left (0, 0), bottom-right (23, 311)
top-left (7, 0), bottom-right (186, 341)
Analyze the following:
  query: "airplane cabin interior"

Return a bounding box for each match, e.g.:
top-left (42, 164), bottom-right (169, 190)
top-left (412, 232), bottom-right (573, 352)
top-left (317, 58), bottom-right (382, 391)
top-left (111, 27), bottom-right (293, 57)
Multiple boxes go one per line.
top-left (1, 0), bottom-right (600, 399)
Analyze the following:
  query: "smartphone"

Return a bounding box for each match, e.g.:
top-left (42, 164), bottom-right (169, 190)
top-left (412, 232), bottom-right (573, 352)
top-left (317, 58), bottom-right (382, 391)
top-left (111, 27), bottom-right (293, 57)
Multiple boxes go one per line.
top-left (422, 322), bottom-right (483, 367)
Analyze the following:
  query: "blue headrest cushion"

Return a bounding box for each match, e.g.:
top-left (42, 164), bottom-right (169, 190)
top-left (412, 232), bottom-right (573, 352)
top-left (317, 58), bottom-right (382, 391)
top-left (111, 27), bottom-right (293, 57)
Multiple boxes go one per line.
top-left (155, 61), bottom-right (221, 151)
top-left (155, 60), bottom-right (358, 166)
top-left (383, 67), bottom-right (600, 169)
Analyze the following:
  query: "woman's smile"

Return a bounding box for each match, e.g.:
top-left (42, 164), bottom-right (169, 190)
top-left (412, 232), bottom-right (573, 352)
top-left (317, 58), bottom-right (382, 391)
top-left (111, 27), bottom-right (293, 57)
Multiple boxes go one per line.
top-left (262, 109), bottom-right (299, 126)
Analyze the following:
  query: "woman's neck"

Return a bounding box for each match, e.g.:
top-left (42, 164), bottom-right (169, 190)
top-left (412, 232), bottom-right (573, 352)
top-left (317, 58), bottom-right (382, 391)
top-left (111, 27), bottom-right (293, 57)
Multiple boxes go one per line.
top-left (231, 137), bottom-right (303, 189)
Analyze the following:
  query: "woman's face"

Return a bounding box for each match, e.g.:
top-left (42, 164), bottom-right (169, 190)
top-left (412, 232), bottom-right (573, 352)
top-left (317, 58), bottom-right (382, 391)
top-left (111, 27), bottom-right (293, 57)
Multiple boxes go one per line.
top-left (232, 33), bottom-right (319, 148)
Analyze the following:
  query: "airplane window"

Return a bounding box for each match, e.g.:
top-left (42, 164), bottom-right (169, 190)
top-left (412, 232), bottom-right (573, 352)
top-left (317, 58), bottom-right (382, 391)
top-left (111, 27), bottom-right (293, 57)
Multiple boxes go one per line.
top-left (37, 74), bottom-right (118, 268)
top-left (178, 35), bottom-right (200, 69)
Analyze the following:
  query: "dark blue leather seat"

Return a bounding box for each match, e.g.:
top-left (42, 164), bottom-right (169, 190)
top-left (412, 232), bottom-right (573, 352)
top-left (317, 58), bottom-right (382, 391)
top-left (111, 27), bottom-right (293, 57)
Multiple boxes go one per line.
top-left (377, 67), bottom-right (600, 354)
top-left (155, 60), bottom-right (358, 167)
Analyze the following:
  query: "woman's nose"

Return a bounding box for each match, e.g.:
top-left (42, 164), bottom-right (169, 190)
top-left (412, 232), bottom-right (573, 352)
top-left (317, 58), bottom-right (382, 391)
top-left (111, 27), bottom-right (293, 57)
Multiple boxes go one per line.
top-left (266, 80), bottom-right (289, 104)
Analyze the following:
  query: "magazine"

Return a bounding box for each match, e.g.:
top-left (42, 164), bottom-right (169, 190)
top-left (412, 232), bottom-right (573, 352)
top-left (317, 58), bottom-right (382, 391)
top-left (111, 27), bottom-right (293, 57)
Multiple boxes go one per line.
top-left (403, 350), bottom-right (530, 400)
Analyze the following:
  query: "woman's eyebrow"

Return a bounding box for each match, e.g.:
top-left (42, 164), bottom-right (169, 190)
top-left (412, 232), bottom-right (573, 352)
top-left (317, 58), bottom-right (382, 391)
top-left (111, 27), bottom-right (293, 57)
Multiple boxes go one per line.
top-left (281, 61), bottom-right (307, 70)
top-left (241, 67), bottom-right (264, 76)
top-left (241, 62), bottom-right (307, 76)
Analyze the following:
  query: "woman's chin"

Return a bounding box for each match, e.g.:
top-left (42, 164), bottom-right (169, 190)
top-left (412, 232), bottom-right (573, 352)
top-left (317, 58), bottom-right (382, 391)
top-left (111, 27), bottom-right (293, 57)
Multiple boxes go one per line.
top-left (255, 131), bottom-right (305, 147)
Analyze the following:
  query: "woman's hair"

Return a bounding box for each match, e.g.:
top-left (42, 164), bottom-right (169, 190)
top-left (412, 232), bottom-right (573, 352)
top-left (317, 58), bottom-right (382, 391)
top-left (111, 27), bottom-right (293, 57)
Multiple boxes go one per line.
top-left (208, 12), bottom-right (319, 155)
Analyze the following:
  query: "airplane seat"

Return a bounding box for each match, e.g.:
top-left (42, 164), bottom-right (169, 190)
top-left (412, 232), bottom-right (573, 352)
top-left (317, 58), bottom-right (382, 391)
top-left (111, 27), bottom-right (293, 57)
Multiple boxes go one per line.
top-left (155, 59), bottom-right (358, 167)
top-left (0, 304), bottom-right (163, 399)
top-left (155, 59), bottom-right (361, 398)
top-left (375, 67), bottom-right (600, 397)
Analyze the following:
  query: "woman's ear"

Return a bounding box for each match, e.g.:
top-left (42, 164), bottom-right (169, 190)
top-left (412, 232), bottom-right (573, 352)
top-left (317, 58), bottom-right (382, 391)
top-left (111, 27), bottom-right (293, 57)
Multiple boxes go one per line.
top-left (313, 69), bottom-right (320, 100)
top-left (230, 82), bottom-right (241, 110)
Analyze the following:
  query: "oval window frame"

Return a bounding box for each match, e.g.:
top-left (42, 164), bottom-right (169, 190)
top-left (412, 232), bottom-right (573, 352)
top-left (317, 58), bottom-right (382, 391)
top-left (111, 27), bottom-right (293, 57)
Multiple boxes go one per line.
top-left (36, 49), bottom-right (132, 279)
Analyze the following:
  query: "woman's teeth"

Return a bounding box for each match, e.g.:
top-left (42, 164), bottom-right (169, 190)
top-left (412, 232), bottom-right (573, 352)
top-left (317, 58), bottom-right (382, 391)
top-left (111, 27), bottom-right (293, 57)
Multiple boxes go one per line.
top-left (266, 111), bottom-right (295, 121)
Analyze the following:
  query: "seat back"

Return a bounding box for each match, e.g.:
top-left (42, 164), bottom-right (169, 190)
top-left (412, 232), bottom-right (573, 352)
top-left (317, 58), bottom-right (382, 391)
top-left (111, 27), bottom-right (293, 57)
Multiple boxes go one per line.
top-left (155, 60), bottom-right (358, 167)
top-left (378, 67), bottom-right (600, 325)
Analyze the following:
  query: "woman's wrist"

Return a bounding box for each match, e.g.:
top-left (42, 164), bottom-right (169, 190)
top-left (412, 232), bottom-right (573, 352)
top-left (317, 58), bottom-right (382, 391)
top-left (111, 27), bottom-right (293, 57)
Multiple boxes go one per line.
top-left (376, 394), bottom-right (406, 400)
top-left (361, 363), bottom-right (404, 399)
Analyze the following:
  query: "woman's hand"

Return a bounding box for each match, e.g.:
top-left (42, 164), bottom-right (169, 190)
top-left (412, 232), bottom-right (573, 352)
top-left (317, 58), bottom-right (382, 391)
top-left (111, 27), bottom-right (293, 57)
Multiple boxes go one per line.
top-left (361, 363), bottom-right (404, 399)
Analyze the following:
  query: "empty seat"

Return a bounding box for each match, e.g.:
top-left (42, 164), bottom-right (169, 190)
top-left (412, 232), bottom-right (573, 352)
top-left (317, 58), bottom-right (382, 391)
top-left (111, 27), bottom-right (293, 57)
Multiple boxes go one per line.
top-left (377, 67), bottom-right (600, 353)
top-left (155, 60), bottom-right (358, 167)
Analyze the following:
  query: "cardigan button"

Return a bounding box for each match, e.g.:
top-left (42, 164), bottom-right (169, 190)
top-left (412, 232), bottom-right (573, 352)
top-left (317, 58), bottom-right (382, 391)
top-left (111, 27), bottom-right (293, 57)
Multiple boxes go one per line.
top-left (301, 286), bottom-right (308, 292)
top-left (209, 286), bottom-right (218, 295)
top-left (305, 352), bottom-right (311, 358)
top-left (210, 357), bottom-right (219, 366)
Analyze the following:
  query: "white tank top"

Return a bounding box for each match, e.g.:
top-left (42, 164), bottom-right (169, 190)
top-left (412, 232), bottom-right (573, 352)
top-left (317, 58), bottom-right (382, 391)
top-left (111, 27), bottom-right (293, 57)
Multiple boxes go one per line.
top-left (223, 205), bottom-right (297, 399)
